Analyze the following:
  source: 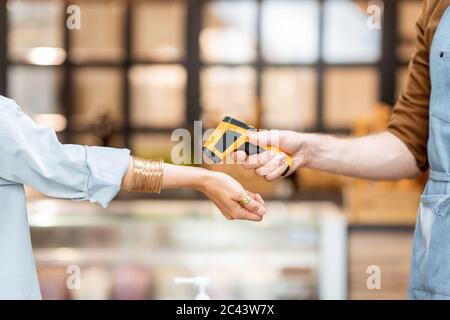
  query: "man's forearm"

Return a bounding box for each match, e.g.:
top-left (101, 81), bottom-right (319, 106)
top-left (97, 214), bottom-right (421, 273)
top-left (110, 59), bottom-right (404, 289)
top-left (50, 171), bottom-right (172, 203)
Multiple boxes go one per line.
top-left (301, 131), bottom-right (421, 180)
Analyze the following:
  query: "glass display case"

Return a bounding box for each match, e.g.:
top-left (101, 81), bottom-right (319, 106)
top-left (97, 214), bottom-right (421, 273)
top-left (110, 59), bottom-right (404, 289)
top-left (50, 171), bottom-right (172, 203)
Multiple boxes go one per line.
top-left (28, 199), bottom-right (347, 300)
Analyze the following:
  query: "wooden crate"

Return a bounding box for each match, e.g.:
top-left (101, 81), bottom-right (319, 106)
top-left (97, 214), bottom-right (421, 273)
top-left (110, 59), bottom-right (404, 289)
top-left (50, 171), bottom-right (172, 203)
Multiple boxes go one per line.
top-left (296, 168), bottom-right (351, 190)
top-left (344, 181), bottom-right (422, 226)
top-left (349, 231), bottom-right (413, 300)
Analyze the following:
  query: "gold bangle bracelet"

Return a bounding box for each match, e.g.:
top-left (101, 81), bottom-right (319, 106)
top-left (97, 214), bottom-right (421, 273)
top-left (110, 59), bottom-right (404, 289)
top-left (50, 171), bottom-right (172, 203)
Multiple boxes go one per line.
top-left (128, 156), bottom-right (164, 194)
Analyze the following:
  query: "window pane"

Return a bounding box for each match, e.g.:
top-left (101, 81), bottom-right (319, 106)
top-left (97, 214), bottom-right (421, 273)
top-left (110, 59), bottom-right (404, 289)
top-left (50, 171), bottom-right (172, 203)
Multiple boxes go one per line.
top-left (70, 0), bottom-right (125, 63)
top-left (323, 0), bottom-right (381, 63)
top-left (7, 0), bottom-right (65, 64)
top-left (131, 134), bottom-right (178, 163)
top-left (262, 68), bottom-right (317, 130)
top-left (201, 67), bottom-right (257, 128)
top-left (132, 1), bottom-right (185, 61)
top-left (8, 66), bottom-right (62, 116)
top-left (129, 65), bottom-right (186, 128)
top-left (397, 0), bottom-right (423, 62)
top-left (72, 68), bottom-right (124, 130)
top-left (324, 68), bottom-right (379, 128)
top-left (201, 0), bottom-right (257, 63)
top-left (262, 0), bottom-right (319, 64)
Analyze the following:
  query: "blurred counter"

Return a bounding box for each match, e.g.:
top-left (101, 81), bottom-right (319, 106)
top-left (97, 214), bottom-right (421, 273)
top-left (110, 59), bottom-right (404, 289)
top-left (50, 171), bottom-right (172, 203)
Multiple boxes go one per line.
top-left (27, 199), bottom-right (346, 300)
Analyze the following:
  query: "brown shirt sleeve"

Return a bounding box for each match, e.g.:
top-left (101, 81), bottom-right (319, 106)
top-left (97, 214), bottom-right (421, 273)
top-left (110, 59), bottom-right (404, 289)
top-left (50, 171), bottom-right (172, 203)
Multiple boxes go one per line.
top-left (387, 0), bottom-right (431, 172)
top-left (388, 0), bottom-right (449, 171)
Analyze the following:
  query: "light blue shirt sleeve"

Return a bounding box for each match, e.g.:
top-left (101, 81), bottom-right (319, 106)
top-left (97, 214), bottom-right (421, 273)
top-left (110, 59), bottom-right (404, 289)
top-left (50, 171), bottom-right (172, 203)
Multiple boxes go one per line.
top-left (0, 96), bottom-right (130, 208)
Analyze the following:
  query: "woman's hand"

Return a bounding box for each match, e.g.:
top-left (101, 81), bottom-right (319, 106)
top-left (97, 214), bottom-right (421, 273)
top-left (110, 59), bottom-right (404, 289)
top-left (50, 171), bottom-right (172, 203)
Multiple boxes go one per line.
top-left (198, 171), bottom-right (266, 221)
top-left (123, 162), bottom-right (266, 222)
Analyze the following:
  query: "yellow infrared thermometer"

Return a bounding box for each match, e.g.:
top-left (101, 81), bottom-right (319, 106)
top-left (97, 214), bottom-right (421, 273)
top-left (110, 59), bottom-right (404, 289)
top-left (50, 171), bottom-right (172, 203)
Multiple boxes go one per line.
top-left (203, 117), bottom-right (293, 176)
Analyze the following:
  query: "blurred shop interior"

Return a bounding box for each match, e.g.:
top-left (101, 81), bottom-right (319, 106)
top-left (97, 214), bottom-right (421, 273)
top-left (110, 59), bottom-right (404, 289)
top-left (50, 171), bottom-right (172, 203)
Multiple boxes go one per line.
top-left (0, 0), bottom-right (425, 299)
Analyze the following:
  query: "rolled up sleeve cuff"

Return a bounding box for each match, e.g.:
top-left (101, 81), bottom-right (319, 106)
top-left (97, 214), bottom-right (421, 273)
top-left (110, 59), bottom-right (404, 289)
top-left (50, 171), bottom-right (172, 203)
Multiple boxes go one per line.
top-left (82, 146), bottom-right (131, 208)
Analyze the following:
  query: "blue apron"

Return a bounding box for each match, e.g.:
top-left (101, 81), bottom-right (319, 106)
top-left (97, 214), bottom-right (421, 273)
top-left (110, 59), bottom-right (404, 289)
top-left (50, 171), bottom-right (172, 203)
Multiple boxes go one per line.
top-left (409, 6), bottom-right (450, 299)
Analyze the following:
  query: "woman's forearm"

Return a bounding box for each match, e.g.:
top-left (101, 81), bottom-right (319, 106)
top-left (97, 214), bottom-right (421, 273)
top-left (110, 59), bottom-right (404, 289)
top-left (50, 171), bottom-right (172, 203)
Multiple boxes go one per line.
top-left (121, 159), bottom-right (210, 192)
top-left (121, 158), bottom-right (134, 190)
top-left (302, 131), bottom-right (421, 180)
top-left (120, 158), bottom-right (266, 221)
top-left (161, 163), bottom-right (210, 191)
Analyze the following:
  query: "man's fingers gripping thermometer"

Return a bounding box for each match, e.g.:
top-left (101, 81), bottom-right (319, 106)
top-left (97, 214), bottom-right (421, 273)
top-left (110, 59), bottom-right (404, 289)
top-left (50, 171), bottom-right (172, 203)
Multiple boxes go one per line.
top-left (202, 117), bottom-right (293, 176)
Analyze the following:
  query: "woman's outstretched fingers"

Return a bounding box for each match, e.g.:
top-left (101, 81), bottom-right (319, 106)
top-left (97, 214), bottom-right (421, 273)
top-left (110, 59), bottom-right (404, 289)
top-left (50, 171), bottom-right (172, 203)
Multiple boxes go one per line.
top-left (246, 191), bottom-right (265, 207)
top-left (254, 193), bottom-right (265, 205)
top-left (238, 192), bottom-right (266, 217)
top-left (200, 169), bottom-right (266, 222)
top-left (245, 197), bottom-right (265, 216)
top-left (237, 206), bottom-right (264, 221)
top-left (215, 202), bottom-right (233, 220)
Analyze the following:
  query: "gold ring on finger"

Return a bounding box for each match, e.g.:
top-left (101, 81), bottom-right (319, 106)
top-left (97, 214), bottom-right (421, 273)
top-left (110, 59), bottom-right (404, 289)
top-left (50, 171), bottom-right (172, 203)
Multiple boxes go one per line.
top-left (239, 194), bottom-right (253, 206)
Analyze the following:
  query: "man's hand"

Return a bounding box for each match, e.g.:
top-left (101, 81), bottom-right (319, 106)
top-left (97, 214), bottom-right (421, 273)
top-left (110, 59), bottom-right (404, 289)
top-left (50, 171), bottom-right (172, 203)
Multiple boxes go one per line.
top-left (233, 130), bottom-right (421, 181)
top-left (233, 130), bottom-right (308, 181)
